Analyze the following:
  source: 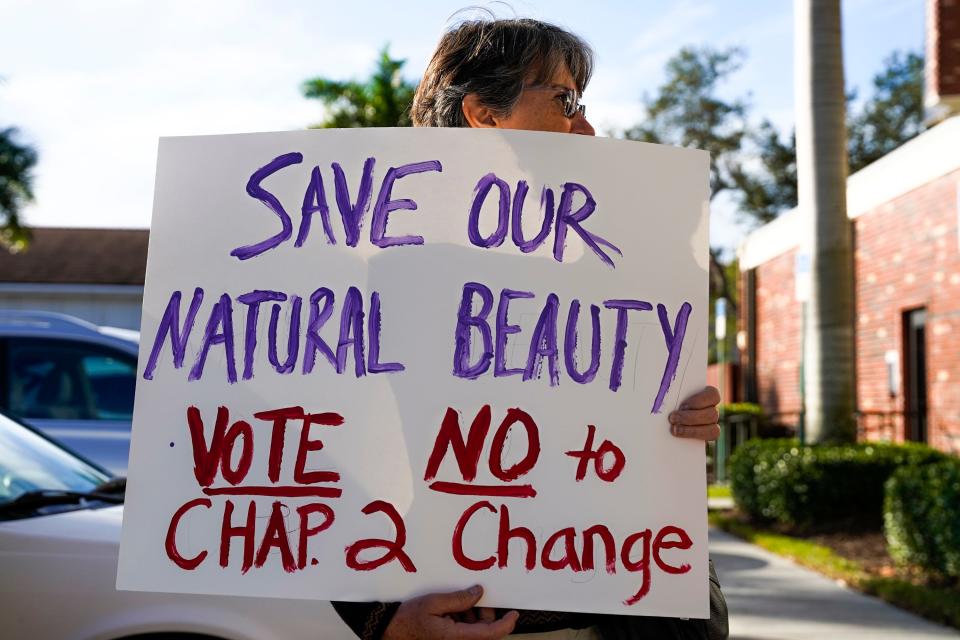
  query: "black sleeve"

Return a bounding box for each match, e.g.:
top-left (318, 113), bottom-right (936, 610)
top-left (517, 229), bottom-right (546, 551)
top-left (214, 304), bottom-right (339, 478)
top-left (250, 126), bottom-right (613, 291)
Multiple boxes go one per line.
top-left (331, 601), bottom-right (401, 640)
top-left (510, 609), bottom-right (595, 633)
top-left (330, 601), bottom-right (594, 638)
top-left (594, 559), bottom-right (729, 640)
top-left (706, 558), bottom-right (730, 640)
top-left (331, 561), bottom-right (728, 640)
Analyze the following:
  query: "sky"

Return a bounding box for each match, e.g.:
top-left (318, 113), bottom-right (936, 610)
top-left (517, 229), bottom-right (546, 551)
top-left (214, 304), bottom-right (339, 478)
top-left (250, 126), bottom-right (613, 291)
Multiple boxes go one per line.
top-left (1, 0), bottom-right (924, 251)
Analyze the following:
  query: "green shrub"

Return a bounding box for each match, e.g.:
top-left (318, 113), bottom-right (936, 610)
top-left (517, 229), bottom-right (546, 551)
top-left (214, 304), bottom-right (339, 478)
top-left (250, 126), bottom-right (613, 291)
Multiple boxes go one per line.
top-left (731, 439), bottom-right (947, 529)
top-left (729, 438), bottom-right (796, 519)
top-left (885, 459), bottom-right (960, 578)
top-left (721, 402), bottom-right (764, 417)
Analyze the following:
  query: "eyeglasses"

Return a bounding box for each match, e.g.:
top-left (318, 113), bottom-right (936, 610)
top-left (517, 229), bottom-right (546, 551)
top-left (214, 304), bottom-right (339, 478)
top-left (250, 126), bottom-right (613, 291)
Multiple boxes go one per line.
top-left (524, 84), bottom-right (586, 119)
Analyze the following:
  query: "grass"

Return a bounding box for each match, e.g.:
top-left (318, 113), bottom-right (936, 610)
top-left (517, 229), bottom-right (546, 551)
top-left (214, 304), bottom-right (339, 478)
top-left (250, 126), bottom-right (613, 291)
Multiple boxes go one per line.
top-left (709, 511), bottom-right (860, 577)
top-left (709, 510), bottom-right (960, 630)
top-left (707, 484), bottom-right (731, 499)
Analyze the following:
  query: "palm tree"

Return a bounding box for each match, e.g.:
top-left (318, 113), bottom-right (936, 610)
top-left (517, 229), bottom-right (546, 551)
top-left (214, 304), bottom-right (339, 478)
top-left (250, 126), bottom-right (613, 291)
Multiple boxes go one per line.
top-left (0, 126), bottom-right (37, 252)
top-left (302, 46), bottom-right (416, 128)
top-left (794, 0), bottom-right (857, 442)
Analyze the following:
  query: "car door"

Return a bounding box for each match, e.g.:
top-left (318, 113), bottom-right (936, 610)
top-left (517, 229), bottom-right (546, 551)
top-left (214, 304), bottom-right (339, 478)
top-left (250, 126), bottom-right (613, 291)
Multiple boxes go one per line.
top-left (1, 337), bottom-right (136, 474)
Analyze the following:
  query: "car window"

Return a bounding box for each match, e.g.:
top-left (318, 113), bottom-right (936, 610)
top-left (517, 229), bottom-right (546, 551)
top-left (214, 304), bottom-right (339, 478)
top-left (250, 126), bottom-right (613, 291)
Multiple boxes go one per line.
top-left (81, 353), bottom-right (137, 419)
top-left (0, 411), bottom-right (109, 504)
top-left (7, 339), bottom-right (137, 421)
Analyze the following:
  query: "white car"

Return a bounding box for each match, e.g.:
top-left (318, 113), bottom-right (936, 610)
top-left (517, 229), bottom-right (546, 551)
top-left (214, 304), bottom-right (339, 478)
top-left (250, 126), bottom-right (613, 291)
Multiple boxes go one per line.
top-left (0, 411), bottom-right (355, 640)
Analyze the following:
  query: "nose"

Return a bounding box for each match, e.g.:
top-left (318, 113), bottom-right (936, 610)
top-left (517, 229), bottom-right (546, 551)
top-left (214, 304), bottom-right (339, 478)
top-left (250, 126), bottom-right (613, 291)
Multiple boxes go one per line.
top-left (571, 112), bottom-right (595, 136)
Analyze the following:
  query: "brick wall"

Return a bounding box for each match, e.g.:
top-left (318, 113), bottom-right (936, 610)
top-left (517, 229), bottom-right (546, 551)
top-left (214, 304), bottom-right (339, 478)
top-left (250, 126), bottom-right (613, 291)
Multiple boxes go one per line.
top-left (752, 249), bottom-right (803, 422)
top-left (743, 170), bottom-right (960, 454)
top-left (855, 168), bottom-right (960, 454)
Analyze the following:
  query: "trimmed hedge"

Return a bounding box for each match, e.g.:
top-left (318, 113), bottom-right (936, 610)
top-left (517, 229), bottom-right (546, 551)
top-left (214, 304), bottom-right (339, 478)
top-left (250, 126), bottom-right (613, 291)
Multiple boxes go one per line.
top-left (722, 402), bottom-right (764, 418)
top-left (729, 438), bottom-right (794, 519)
top-left (730, 439), bottom-right (947, 528)
top-left (885, 459), bottom-right (960, 578)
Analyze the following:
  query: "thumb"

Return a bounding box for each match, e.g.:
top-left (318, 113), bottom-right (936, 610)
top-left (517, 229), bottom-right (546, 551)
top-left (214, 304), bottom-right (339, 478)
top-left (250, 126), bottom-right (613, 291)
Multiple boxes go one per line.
top-left (424, 585), bottom-right (484, 615)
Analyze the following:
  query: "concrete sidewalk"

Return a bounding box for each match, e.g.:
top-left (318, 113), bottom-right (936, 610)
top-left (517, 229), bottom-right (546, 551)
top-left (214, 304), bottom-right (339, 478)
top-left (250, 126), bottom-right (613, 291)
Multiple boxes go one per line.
top-left (709, 528), bottom-right (959, 639)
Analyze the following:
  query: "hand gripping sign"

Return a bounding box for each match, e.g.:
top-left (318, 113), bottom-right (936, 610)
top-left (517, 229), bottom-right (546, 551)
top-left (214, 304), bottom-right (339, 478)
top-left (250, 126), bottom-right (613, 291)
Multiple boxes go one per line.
top-left (117, 127), bottom-right (710, 619)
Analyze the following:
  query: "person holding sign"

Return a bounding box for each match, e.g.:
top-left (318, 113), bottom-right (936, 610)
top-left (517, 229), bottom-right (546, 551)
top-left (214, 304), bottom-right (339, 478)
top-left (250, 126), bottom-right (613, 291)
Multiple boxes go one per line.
top-left (330, 14), bottom-right (728, 640)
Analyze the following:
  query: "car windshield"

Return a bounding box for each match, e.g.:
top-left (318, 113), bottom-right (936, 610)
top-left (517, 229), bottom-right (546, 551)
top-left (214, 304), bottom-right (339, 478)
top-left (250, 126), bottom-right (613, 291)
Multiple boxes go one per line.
top-left (0, 411), bottom-right (110, 506)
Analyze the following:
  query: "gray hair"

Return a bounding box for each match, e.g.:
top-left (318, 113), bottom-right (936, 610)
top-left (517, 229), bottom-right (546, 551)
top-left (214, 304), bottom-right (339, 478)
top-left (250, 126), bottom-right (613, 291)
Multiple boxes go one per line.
top-left (411, 16), bottom-right (594, 127)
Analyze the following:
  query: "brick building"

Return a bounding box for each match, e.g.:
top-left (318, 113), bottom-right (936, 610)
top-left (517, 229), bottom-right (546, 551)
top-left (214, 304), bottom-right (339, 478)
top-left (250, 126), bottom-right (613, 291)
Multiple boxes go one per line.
top-left (737, 0), bottom-right (960, 454)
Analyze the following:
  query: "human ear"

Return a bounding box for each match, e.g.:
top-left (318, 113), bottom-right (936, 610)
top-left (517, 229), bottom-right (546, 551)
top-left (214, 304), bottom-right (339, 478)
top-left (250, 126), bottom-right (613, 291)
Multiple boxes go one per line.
top-left (461, 93), bottom-right (500, 128)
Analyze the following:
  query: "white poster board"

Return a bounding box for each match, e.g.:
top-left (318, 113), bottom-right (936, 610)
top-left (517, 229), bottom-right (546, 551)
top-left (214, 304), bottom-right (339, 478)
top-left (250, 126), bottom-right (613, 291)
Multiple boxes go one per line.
top-left (117, 128), bottom-right (711, 619)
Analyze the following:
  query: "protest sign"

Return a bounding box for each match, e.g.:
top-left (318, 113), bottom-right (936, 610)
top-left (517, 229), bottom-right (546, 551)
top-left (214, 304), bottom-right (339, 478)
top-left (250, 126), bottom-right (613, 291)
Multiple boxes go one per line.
top-left (117, 127), bottom-right (711, 618)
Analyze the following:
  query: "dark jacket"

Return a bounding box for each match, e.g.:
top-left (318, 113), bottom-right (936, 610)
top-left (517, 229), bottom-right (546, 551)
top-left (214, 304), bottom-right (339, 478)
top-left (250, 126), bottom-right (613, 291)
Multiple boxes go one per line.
top-left (332, 560), bottom-right (728, 640)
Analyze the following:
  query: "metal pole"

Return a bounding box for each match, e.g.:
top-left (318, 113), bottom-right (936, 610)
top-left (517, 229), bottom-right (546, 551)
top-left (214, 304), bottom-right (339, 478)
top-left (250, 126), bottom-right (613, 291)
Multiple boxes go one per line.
top-left (716, 298), bottom-right (727, 482)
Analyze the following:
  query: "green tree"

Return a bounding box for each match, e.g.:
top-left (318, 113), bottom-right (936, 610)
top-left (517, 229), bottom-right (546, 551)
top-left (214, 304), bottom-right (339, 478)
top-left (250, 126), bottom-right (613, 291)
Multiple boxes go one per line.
top-left (847, 51), bottom-right (923, 173)
top-left (623, 46), bottom-right (748, 200)
top-left (627, 44), bottom-right (922, 377)
top-left (736, 51), bottom-right (923, 224)
top-left (622, 46), bottom-right (749, 363)
top-left (302, 46), bottom-right (416, 128)
top-left (730, 121), bottom-right (797, 225)
top-left (0, 126), bottom-right (37, 252)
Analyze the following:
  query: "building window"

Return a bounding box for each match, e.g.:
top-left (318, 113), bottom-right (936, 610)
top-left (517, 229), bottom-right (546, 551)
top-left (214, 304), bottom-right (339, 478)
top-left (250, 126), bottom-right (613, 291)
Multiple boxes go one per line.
top-left (902, 308), bottom-right (928, 443)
